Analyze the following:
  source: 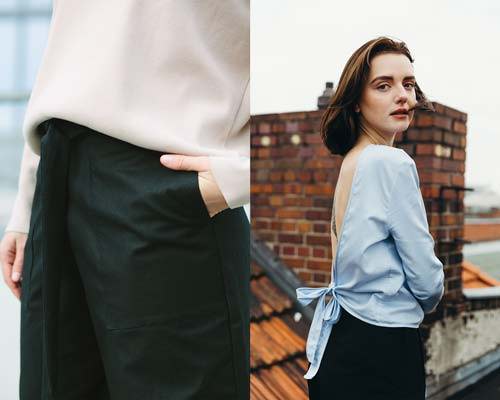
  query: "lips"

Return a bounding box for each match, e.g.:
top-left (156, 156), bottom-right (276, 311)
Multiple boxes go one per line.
top-left (390, 108), bottom-right (409, 115)
top-left (391, 114), bottom-right (408, 119)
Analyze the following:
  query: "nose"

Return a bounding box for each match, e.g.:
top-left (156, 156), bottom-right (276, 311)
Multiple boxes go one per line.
top-left (395, 85), bottom-right (408, 104)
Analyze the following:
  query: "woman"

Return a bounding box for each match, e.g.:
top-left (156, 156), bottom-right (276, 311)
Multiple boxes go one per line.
top-left (296, 37), bottom-right (445, 400)
top-left (0, 1), bottom-right (249, 399)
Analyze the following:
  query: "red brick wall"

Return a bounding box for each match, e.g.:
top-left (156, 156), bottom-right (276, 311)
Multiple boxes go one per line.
top-left (251, 102), bottom-right (468, 317)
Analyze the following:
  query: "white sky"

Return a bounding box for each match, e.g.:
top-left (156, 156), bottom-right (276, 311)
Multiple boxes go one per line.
top-left (251, 0), bottom-right (500, 197)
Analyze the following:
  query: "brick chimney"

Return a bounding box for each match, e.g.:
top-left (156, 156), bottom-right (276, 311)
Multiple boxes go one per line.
top-left (317, 81), bottom-right (334, 109)
top-left (251, 88), bottom-right (468, 318)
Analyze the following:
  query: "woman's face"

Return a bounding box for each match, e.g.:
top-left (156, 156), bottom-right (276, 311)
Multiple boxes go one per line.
top-left (356, 52), bottom-right (418, 137)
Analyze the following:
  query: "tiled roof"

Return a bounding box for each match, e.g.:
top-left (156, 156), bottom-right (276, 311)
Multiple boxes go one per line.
top-left (250, 235), bottom-right (310, 399)
top-left (462, 260), bottom-right (500, 288)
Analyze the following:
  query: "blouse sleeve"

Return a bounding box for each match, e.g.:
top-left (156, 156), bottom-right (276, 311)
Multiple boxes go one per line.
top-left (387, 157), bottom-right (444, 314)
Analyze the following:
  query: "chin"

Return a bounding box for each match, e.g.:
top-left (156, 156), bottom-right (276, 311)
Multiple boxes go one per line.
top-left (389, 121), bottom-right (410, 132)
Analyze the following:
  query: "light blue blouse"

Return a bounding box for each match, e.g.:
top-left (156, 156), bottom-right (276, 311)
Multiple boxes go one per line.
top-left (295, 143), bottom-right (445, 379)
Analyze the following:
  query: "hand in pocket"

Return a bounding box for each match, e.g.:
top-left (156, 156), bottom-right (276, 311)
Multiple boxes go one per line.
top-left (159, 154), bottom-right (228, 217)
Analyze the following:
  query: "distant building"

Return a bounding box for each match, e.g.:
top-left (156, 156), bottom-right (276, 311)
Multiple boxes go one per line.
top-left (465, 184), bottom-right (500, 215)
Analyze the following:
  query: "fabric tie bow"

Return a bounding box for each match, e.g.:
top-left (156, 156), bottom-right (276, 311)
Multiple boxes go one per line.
top-left (296, 283), bottom-right (342, 379)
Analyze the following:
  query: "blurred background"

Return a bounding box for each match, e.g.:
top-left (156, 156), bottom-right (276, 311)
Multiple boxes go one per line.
top-left (0, 0), bottom-right (51, 232)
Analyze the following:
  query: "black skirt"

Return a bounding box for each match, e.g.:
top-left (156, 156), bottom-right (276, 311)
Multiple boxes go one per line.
top-left (19, 118), bottom-right (250, 399)
top-left (307, 306), bottom-right (426, 400)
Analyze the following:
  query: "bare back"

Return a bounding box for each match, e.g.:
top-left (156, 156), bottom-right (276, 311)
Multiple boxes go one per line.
top-left (331, 146), bottom-right (369, 270)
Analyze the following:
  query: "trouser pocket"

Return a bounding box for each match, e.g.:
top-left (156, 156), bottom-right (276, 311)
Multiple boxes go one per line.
top-left (70, 131), bottom-right (224, 330)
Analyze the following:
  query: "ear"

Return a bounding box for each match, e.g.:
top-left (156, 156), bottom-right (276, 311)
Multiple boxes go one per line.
top-left (354, 104), bottom-right (360, 113)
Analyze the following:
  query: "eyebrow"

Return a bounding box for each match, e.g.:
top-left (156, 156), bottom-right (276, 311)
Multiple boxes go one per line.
top-left (370, 75), bottom-right (416, 84)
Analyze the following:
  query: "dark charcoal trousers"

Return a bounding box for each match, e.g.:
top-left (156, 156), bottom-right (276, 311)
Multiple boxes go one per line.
top-left (20, 118), bottom-right (250, 400)
top-left (307, 306), bottom-right (426, 400)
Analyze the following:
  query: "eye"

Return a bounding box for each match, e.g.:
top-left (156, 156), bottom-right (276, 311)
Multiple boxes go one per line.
top-left (404, 82), bottom-right (416, 89)
top-left (376, 84), bottom-right (389, 91)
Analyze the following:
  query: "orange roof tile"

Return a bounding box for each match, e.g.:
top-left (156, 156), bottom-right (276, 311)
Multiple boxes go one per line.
top-left (250, 259), bottom-right (309, 399)
top-left (251, 359), bottom-right (309, 400)
top-left (462, 260), bottom-right (500, 288)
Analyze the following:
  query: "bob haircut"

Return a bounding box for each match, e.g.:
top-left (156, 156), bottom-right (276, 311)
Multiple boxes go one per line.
top-left (320, 36), bottom-right (434, 156)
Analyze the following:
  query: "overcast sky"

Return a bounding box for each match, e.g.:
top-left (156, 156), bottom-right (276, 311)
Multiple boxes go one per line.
top-left (251, 0), bottom-right (500, 197)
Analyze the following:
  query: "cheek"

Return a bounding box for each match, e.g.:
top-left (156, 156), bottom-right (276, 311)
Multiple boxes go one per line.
top-left (362, 91), bottom-right (385, 114)
top-left (366, 93), bottom-right (391, 117)
top-left (409, 91), bottom-right (418, 107)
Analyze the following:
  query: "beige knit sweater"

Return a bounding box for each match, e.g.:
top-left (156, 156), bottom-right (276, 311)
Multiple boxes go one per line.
top-left (5, 0), bottom-right (249, 234)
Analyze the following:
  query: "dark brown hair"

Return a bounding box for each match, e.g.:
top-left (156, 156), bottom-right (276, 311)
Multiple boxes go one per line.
top-left (320, 36), bottom-right (434, 156)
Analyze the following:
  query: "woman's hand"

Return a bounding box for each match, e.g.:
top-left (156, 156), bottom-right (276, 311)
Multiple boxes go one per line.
top-left (0, 231), bottom-right (27, 300)
top-left (160, 154), bottom-right (229, 218)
